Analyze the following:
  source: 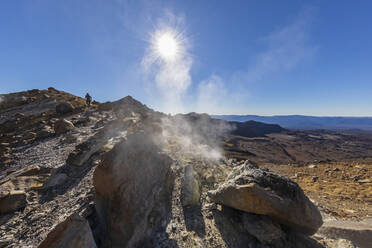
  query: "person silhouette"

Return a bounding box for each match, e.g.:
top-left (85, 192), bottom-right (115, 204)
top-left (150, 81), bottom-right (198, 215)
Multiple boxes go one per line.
top-left (85, 93), bottom-right (92, 107)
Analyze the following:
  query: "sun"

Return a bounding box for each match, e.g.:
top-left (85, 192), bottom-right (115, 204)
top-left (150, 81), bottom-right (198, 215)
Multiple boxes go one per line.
top-left (154, 31), bottom-right (179, 61)
top-left (157, 33), bottom-right (178, 59)
top-left (147, 27), bottom-right (188, 64)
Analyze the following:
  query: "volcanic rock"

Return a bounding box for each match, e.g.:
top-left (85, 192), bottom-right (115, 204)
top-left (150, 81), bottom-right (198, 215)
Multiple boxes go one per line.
top-left (1, 175), bottom-right (46, 191)
top-left (67, 118), bottom-right (135, 166)
top-left (181, 164), bottom-right (200, 206)
top-left (38, 213), bottom-right (97, 248)
top-left (328, 239), bottom-right (356, 248)
top-left (67, 135), bottom-right (106, 166)
top-left (93, 132), bottom-right (173, 247)
top-left (53, 119), bottom-right (75, 135)
top-left (1, 165), bottom-right (40, 179)
top-left (0, 94), bottom-right (28, 110)
top-left (43, 173), bottom-right (68, 188)
top-left (208, 162), bottom-right (323, 235)
top-left (0, 165), bottom-right (49, 190)
top-left (0, 190), bottom-right (27, 214)
top-left (24, 131), bottom-right (37, 140)
top-left (55, 102), bottom-right (74, 115)
top-left (37, 125), bottom-right (55, 139)
top-left (242, 213), bottom-right (286, 246)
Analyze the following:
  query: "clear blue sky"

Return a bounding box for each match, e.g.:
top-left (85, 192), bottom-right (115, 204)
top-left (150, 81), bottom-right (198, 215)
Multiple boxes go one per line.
top-left (1, 0), bottom-right (371, 116)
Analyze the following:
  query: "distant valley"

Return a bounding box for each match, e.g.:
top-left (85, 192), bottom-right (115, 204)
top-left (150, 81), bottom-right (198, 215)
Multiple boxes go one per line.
top-left (213, 115), bottom-right (372, 132)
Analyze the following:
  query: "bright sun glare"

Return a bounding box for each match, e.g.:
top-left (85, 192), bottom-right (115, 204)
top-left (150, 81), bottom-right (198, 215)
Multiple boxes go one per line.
top-left (155, 32), bottom-right (179, 61)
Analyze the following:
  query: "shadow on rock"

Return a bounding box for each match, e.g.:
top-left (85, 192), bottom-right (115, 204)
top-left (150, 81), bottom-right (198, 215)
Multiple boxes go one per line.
top-left (182, 203), bottom-right (206, 238)
top-left (213, 205), bottom-right (258, 248)
top-left (213, 205), bottom-right (326, 248)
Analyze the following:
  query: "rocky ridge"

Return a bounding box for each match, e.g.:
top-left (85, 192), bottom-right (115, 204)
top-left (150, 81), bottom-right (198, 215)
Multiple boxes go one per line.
top-left (0, 88), bottom-right (370, 248)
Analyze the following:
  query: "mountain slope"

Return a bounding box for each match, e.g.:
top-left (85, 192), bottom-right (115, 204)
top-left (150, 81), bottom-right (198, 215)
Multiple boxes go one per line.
top-left (0, 88), bottom-right (370, 248)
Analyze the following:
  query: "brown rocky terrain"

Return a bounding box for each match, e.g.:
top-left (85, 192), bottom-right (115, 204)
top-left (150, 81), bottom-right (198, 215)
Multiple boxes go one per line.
top-left (224, 130), bottom-right (372, 165)
top-left (266, 160), bottom-right (372, 220)
top-left (0, 88), bottom-right (371, 248)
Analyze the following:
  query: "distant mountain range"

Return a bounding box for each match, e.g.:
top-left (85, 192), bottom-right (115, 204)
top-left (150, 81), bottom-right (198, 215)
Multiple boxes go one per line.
top-left (212, 115), bottom-right (372, 132)
top-left (229, 120), bottom-right (285, 137)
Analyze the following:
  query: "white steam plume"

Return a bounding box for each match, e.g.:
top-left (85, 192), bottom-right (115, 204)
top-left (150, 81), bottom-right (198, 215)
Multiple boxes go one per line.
top-left (159, 114), bottom-right (234, 161)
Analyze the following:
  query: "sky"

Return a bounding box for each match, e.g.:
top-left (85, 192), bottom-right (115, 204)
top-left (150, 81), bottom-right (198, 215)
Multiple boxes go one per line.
top-left (0, 0), bottom-right (371, 116)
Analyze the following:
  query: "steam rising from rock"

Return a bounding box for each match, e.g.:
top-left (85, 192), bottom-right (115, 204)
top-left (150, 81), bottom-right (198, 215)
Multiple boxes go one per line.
top-left (159, 114), bottom-right (234, 161)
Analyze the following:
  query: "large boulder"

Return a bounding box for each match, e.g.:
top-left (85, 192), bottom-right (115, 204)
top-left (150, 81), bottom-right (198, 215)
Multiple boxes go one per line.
top-left (93, 133), bottom-right (173, 247)
top-left (208, 162), bottom-right (323, 235)
top-left (38, 213), bottom-right (97, 248)
top-left (55, 102), bottom-right (74, 114)
top-left (54, 119), bottom-right (74, 135)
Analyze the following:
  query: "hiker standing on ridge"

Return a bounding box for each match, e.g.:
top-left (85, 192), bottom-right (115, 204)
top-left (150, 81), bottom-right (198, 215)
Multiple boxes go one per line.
top-left (85, 93), bottom-right (92, 107)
